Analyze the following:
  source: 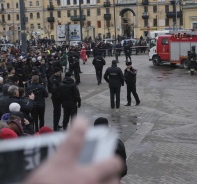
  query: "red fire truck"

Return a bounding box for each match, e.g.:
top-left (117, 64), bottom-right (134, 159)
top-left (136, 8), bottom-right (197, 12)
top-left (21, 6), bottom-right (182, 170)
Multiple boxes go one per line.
top-left (149, 30), bottom-right (197, 68)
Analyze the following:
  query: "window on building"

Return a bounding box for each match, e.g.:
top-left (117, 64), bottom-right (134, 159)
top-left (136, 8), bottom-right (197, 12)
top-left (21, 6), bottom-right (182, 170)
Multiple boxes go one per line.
top-left (18, 27), bottom-right (20, 30)
top-left (7, 3), bottom-right (10, 9)
top-left (165, 5), bottom-right (169, 12)
top-left (57, 0), bottom-right (61, 5)
top-left (97, 8), bottom-right (101, 15)
top-left (153, 18), bottom-right (157, 27)
top-left (165, 18), bottom-right (169, 26)
top-left (37, 23), bottom-right (41, 29)
top-left (74, 10), bottom-right (77, 16)
top-left (2, 15), bottom-right (5, 22)
top-left (81, 21), bottom-right (84, 27)
top-left (97, 0), bottom-right (100, 3)
top-left (16, 3), bottom-right (18, 8)
top-left (80, 0), bottom-right (83, 4)
top-left (74, 0), bottom-right (77, 4)
top-left (3, 27), bottom-right (6, 31)
top-left (192, 23), bottom-right (197, 29)
top-left (144, 6), bottom-right (148, 12)
top-left (81, 10), bottom-right (84, 15)
top-left (7, 14), bottom-right (11, 20)
top-left (30, 13), bottom-right (33, 19)
top-left (50, 12), bottom-right (53, 17)
top-left (1, 3), bottom-right (4, 9)
top-left (9, 27), bottom-right (11, 30)
top-left (67, 10), bottom-right (70, 17)
top-left (29, 1), bottom-right (33, 6)
top-left (144, 19), bottom-right (148, 27)
top-left (16, 14), bottom-right (20, 20)
top-left (87, 21), bottom-right (91, 26)
top-left (57, 11), bottom-right (61, 18)
top-left (97, 21), bottom-right (101, 28)
top-left (153, 5), bottom-right (157, 13)
top-left (180, 18), bottom-right (183, 26)
top-left (106, 8), bottom-right (110, 14)
top-left (67, 0), bottom-right (70, 5)
top-left (36, 1), bottom-right (39, 6)
top-left (50, 23), bottom-right (54, 30)
top-left (87, 0), bottom-right (90, 3)
top-left (106, 20), bottom-right (110, 27)
top-left (30, 24), bottom-right (34, 29)
top-left (87, 9), bottom-right (90, 16)
top-left (37, 12), bottom-right (40, 18)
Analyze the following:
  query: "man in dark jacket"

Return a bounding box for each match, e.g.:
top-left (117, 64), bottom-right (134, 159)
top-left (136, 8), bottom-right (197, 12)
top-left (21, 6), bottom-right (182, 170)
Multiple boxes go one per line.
top-left (0, 84), bottom-right (10, 118)
top-left (92, 53), bottom-right (106, 85)
top-left (49, 67), bottom-right (62, 131)
top-left (124, 62), bottom-right (140, 106)
top-left (58, 72), bottom-right (81, 130)
top-left (3, 85), bottom-right (35, 116)
top-left (124, 43), bottom-right (131, 62)
top-left (104, 60), bottom-right (124, 109)
top-left (94, 117), bottom-right (127, 178)
top-left (26, 75), bottom-right (48, 132)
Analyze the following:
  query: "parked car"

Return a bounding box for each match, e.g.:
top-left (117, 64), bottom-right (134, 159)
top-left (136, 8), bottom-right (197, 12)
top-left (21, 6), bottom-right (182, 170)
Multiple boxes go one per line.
top-left (103, 38), bottom-right (115, 44)
top-left (70, 41), bottom-right (81, 46)
top-left (121, 39), bottom-right (137, 46)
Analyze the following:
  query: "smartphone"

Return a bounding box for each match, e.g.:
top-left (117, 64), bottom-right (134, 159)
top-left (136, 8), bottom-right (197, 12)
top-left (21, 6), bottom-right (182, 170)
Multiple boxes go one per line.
top-left (0, 126), bottom-right (118, 183)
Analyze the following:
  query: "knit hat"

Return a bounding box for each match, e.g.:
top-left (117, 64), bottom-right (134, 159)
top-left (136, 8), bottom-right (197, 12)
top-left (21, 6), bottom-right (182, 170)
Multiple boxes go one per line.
top-left (37, 56), bottom-right (42, 61)
top-left (94, 117), bottom-right (109, 127)
top-left (39, 126), bottom-right (53, 134)
top-left (0, 128), bottom-right (18, 139)
top-left (53, 67), bottom-right (61, 73)
top-left (112, 60), bottom-right (117, 65)
top-left (126, 61), bottom-right (132, 66)
top-left (1, 113), bottom-right (10, 123)
top-left (9, 103), bottom-right (21, 112)
top-left (0, 76), bottom-right (3, 83)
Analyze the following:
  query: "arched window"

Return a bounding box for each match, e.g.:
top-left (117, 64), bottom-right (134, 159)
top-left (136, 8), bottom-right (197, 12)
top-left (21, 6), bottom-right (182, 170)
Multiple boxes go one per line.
top-left (29, 1), bottom-right (33, 6)
top-left (16, 3), bottom-right (19, 8)
top-left (7, 3), bottom-right (10, 9)
top-left (7, 14), bottom-right (11, 20)
top-left (1, 3), bottom-right (4, 9)
top-left (2, 15), bottom-right (5, 22)
top-left (36, 1), bottom-right (39, 6)
top-left (37, 12), bottom-right (40, 18)
top-left (30, 13), bottom-right (33, 19)
top-left (16, 14), bottom-right (20, 20)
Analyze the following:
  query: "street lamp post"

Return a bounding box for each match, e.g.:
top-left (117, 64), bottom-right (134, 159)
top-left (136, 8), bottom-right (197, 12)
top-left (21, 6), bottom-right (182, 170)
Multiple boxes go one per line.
top-left (113, 0), bottom-right (118, 61)
top-left (175, 0), bottom-right (178, 30)
top-left (79, 0), bottom-right (83, 42)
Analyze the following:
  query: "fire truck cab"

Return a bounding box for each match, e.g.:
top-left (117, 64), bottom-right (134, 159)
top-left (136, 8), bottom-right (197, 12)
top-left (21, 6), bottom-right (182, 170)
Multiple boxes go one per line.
top-left (149, 30), bottom-right (197, 68)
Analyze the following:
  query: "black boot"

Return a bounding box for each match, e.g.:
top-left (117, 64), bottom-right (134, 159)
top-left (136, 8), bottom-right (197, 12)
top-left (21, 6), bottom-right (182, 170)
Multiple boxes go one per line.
top-left (124, 103), bottom-right (131, 106)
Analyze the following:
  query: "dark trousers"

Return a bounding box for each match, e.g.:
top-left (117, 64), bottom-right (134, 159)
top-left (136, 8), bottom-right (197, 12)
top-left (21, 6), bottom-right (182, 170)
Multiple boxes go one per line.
top-left (127, 85), bottom-right (140, 104)
top-left (95, 68), bottom-right (103, 83)
top-left (32, 106), bottom-right (45, 132)
top-left (62, 102), bottom-right (77, 130)
top-left (110, 87), bottom-right (121, 108)
top-left (125, 53), bottom-right (131, 61)
top-left (74, 68), bottom-right (80, 83)
top-left (51, 98), bottom-right (61, 131)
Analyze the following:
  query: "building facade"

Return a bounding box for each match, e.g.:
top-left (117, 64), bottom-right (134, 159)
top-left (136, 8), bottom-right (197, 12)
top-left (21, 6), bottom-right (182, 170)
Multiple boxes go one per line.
top-left (0, 0), bottom-right (185, 42)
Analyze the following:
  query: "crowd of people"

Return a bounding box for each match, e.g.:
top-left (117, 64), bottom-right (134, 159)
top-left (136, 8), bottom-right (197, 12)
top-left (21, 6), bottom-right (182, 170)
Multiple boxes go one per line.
top-left (0, 38), bottom-right (143, 182)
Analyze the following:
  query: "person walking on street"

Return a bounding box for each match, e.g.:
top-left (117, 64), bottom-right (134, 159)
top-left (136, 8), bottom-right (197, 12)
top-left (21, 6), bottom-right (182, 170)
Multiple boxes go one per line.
top-left (80, 46), bottom-right (87, 65)
top-left (49, 67), bottom-right (62, 131)
top-left (124, 42), bottom-right (132, 62)
top-left (104, 60), bottom-right (124, 109)
top-left (92, 53), bottom-right (106, 85)
top-left (58, 72), bottom-right (81, 130)
top-left (124, 62), bottom-right (140, 106)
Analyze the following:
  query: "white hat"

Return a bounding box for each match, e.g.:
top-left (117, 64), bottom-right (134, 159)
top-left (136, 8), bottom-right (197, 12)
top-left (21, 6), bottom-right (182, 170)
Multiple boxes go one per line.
top-left (19, 56), bottom-right (23, 60)
top-left (32, 58), bottom-right (36, 62)
top-left (9, 103), bottom-right (21, 112)
top-left (37, 56), bottom-right (42, 61)
top-left (0, 76), bottom-right (3, 83)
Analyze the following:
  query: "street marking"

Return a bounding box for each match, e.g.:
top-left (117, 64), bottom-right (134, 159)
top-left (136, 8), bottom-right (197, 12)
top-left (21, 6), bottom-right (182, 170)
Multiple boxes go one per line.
top-left (125, 122), bottom-right (154, 160)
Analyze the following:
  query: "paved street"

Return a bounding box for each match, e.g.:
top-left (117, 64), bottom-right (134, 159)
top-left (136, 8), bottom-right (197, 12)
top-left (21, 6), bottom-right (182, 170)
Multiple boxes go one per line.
top-left (45, 54), bottom-right (197, 183)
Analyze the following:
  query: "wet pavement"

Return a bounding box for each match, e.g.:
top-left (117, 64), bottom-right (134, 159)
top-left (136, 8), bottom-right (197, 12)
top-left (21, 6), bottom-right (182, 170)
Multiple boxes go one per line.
top-left (44, 54), bottom-right (197, 183)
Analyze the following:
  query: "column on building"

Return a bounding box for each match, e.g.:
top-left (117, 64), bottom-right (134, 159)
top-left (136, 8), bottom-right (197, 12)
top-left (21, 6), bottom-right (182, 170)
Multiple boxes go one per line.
top-left (84, 0), bottom-right (87, 5)
top-left (64, 0), bottom-right (67, 6)
top-left (77, 0), bottom-right (79, 5)
top-left (90, 0), bottom-right (93, 5)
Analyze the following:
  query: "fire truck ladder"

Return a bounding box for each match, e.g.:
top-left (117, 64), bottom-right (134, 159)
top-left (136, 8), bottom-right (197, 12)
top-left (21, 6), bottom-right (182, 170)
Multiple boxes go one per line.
top-left (169, 30), bottom-right (197, 36)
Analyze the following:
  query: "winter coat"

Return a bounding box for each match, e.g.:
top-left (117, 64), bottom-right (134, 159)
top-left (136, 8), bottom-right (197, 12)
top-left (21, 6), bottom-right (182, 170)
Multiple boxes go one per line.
top-left (124, 68), bottom-right (137, 85)
top-left (92, 56), bottom-right (106, 69)
top-left (80, 48), bottom-right (87, 61)
top-left (49, 74), bottom-right (61, 100)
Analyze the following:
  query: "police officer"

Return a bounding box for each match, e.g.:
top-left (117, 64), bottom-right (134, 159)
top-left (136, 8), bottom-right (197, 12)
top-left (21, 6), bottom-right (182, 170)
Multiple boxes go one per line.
top-left (124, 42), bottom-right (131, 62)
top-left (26, 75), bottom-right (48, 132)
top-left (104, 60), bottom-right (124, 109)
top-left (188, 45), bottom-right (196, 75)
top-left (92, 53), bottom-right (106, 85)
top-left (124, 62), bottom-right (140, 106)
top-left (49, 67), bottom-right (62, 131)
top-left (58, 72), bottom-right (81, 130)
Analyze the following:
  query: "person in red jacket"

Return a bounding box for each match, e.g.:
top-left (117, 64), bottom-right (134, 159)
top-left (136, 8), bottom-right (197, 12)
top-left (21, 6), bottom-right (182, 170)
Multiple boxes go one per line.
top-left (80, 46), bottom-right (87, 64)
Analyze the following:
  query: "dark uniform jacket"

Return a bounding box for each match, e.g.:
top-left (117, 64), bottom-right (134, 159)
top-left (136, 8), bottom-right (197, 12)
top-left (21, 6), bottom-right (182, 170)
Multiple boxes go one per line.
top-left (92, 56), bottom-right (106, 69)
top-left (58, 77), bottom-right (81, 107)
top-left (124, 45), bottom-right (131, 55)
top-left (124, 68), bottom-right (137, 85)
top-left (26, 83), bottom-right (48, 107)
top-left (49, 74), bottom-right (61, 100)
top-left (104, 64), bottom-right (124, 88)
